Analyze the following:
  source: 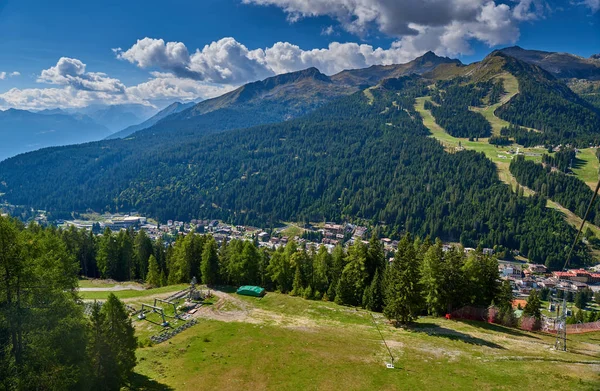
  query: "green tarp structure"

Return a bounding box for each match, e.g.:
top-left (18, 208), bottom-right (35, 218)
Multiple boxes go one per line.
top-left (236, 285), bottom-right (266, 297)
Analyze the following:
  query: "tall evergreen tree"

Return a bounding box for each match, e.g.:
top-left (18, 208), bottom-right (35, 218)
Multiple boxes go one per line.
top-left (201, 237), bottom-right (220, 286)
top-left (133, 229), bottom-right (153, 280)
top-left (101, 294), bottom-right (137, 387)
top-left (146, 255), bottom-right (161, 287)
top-left (383, 234), bottom-right (422, 325)
top-left (420, 239), bottom-right (445, 316)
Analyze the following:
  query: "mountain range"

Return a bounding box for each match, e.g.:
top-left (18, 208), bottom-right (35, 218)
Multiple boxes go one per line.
top-left (1, 46), bottom-right (599, 267)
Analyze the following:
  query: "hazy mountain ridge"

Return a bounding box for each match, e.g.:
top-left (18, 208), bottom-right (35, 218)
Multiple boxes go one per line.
top-left (0, 108), bottom-right (112, 162)
top-left (106, 101), bottom-right (197, 140)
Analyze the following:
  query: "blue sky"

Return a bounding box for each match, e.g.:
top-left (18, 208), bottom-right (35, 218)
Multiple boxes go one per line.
top-left (0, 0), bottom-right (598, 110)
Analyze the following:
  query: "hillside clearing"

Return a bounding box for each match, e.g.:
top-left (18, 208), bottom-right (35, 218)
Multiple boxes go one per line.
top-left (131, 289), bottom-right (600, 391)
top-left (415, 96), bottom-right (600, 238)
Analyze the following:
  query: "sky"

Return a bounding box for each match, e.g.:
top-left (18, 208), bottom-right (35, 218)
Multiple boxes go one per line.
top-left (0, 0), bottom-right (598, 111)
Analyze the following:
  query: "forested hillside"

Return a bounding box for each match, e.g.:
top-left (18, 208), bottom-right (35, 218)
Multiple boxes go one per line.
top-left (495, 53), bottom-right (600, 146)
top-left (0, 75), bottom-right (592, 267)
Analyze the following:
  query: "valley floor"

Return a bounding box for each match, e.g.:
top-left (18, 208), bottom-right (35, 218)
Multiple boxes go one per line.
top-left (109, 285), bottom-right (600, 391)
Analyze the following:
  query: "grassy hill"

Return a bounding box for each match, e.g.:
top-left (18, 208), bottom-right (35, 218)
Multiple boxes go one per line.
top-left (108, 286), bottom-right (600, 391)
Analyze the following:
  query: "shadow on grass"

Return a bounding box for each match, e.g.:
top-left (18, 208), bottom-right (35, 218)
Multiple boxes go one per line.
top-left (571, 157), bottom-right (586, 171)
top-left (455, 319), bottom-right (541, 340)
top-left (127, 373), bottom-right (174, 391)
top-left (407, 323), bottom-right (506, 349)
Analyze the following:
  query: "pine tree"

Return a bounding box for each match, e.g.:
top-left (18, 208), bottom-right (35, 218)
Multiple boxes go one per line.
top-left (201, 237), bottom-right (220, 286)
top-left (133, 229), bottom-right (153, 280)
top-left (267, 249), bottom-right (293, 293)
top-left (146, 255), bottom-right (160, 287)
top-left (383, 234), bottom-right (422, 325)
top-left (335, 242), bottom-right (368, 306)
top-left (365, 233), bottom-right (385, 283)
top-left (420, 240), bottom-right (445, 316)
top-left (101, 294), bottom-right (137, 386)
top-left (575, 291), bottom-right (588, 309)
top-left (160, 270), bottom-right (167, 287)
top-left (87, 302), bottom-right (119, 390)
top-left (291, 265), bottom-right (304, 296)
top-left (364, 268), bottom-right (384, 312)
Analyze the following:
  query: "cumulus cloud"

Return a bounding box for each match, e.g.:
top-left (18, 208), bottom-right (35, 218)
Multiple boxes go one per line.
top-left (0, 58), bottom-right (232, 110)
top-left (126, 73), bottom-right (232, 102)
top-left (115, 37), bottom-right (273, 84)
top-left (243, 0), bottom-right (538, 55)
top-left (0, 72), bottom-right (5, 80)
top-left (38, 57), bottom-right (126, 93)
top-left (512, 0), bottom-right (547, 21)
top-left (10, 72), bottom-right (20, 77)
top-left (0, 86), bottom-right (143, 110)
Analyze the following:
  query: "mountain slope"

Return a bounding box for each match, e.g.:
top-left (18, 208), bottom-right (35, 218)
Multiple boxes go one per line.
top-left (331, 51), bottom-right (462, 87)
top-left (0, 76), bottom-right (589, 268)
top-left (106, 101), bottom-right (196, 140)
top-left (0, 109), bottom-right (111, 162)
top-left (132, 52), bottom-right (461, 141)
top-left (499, 46), bottom-right (600, 80)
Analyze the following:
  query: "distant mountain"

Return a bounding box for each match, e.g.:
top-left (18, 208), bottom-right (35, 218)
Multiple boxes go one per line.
top-left (499, 46), bottom-right (600, 80)
top-left (0, 109), bottom-right (111, 162)
top-left (133, 52), bottom-right (460, 141)
top-left (331, 51), bottom-right (462, 87)
top-left (134, 67), bottom-right (356, 139)
top-left (106, 101), bottom-right (196, 140)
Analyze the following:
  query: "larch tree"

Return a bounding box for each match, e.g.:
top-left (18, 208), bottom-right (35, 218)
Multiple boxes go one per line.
top-left (146, 255), bottom-right (161, 287)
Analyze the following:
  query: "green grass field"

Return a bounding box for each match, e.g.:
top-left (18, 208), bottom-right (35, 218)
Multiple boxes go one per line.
top-left (130, 290), bottom-right (600, 391)
top-left (572, 148), bottom-right (599, 191)
top-left (78, 284), bottom-right (189, 300)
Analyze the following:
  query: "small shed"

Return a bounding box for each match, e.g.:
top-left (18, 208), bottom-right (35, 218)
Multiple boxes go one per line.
top-left (236, 285), bottom-right (266, 297)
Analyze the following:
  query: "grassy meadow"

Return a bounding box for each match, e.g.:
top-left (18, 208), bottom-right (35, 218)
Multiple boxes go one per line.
top-left (126, 288), bottom-right (600, 391)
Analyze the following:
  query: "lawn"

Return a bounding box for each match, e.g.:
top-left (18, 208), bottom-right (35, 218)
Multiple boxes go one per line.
top-left (132, 291), bottom-right (600, 391)
top-left (79, 284), bottom-right (189, 300)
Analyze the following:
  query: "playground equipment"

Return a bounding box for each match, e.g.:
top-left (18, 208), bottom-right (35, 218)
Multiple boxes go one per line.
top-left (139, 304), bottom-right (170, 327)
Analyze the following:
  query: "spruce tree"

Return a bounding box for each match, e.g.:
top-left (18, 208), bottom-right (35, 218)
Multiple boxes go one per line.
top-left (383, 234), bottom-right (422, 325)
top-left (146, 255), bottom-right (160, 287)
top-left (291, 265), bottom-right (304, 296)
top-left (420, 240), bottom-right (445, 316)
top-left (364, 268), bottom-right (384, 312)
top-left (101, 294), bottom-right (137, 386)
top-left (201, 237), bottom-right (220, 286)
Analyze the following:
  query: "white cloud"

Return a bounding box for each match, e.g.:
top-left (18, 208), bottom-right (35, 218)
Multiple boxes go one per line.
top-left (10, 72), bottom-right (20, 77)
top-left (244, 0), bottom-right (533, 54)
top-left (321, 25), bottom-right (335, 36)
top-left (38, 57), bottom-right (126, 93)
top-left (126, 73), bottom-right (232, 102)
top-left (578, 0), bottom-right (600, 12)
top-left (0, 56), bottom-right (233, 110)
top-left (512, 0), bottom-right (547, 21)
top-left (115, 37), bottom-right (274, 84)
top-left (0, 86), bottom-right (144, 110)
top-left (0, 72), bottom-right (6, 80)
